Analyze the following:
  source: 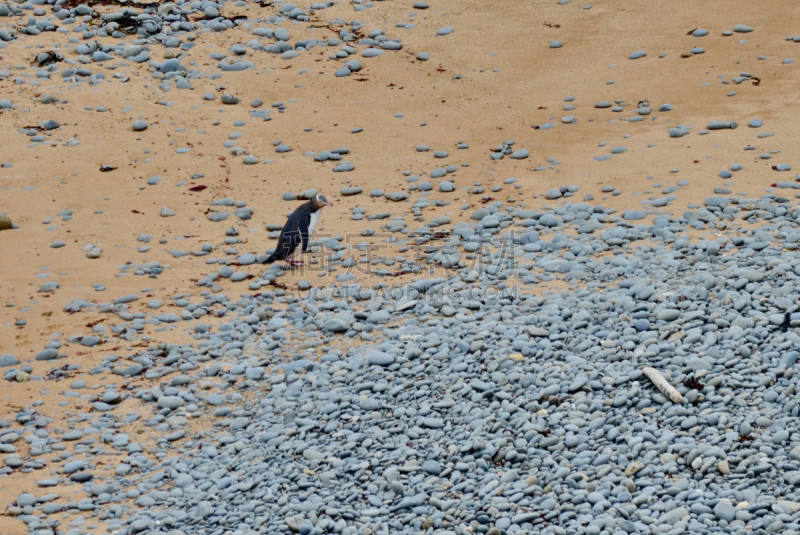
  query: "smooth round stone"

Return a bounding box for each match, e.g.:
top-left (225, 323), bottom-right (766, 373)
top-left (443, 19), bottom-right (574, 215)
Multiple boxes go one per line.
top-left (157, 396), bottom-right (184, 410)
top-left (587, 492), bottom-right (604, 504)
top-left (733, 24), bottom-right (753, 33)
top-left (380, 41), bottom-right (402, 51)
top-left (423, 417), bottom-right (444, 428)
top-left (274, 27), bottom-right (290, 41)
top-left (658, 309), bottom-right (681, 321)
top-left (422, 460), bottom-right (442, 475)
top-left (715, 500), bottom-right (736, 522)
top-left (417, 52), bottom-right (430, 61)
top-left (243, 156), bottom-right (259, 165)
top-left (333, 161), bottom-right (355, 172)
top-left (629, 50), bottom-right (646, 59)
top-left (774, 430), bottom-right (790, 444)
top-left (132, 120), bottom-right (148, 131)
top-left (18, 494), bottom-right (37, 507)
top-left (340, 186), bottom-right (362, 196)
top-left (561, 115), bottom-right (575, 124)
top-left (433, 150), bottom-right (448, 158)
top-left (362, 49), bottom-right (384, 57)
top-left (681, 416), bottom-right (698, 429)
top-left (412, 1), bottom-right (429, 7)
top-left (245, 367), bottom-right (265, 380)
top-left (545, 189), bottom-right (562, 199)
top-left (693, 29), bottom-right (709, 37)
top-left (36, 348), bottom-right (58, 361)
top-left (81, 336), bottom-right (100, 347)
top-left (63, 461), bottom-right (86, 474)
top-left (595, 101), bottom-right (612, 108)
top-left (238, 253), bottom-right (256, 265)
top-left (439, 181), bottom-right (455, 192)
top-left (334, 67), bottom-right (350, 77)
top-left (749, 118), bottom-right (763, 128)
top-left (0, 354), bottom-right (20, 367)
top-left (437, 26), bottom-right (454, 36)
top-left (720, 170), bottom-right (732, 178)
top-left (367, 351), bottom-right (395, 366)
top-left (776, 163), bottom-right (792, 171)
top-left (540, 214), bottom-right (558, 227)
top-left (325, 318), bottom-right (350, 332)
top-left (550, 40), bottom-right (563, 48)
top-left (385, 192), bottom-right (408, 201)
top-left (611, 146), bottom-right (627, 154)
top-left (510, 149), bottom-right (529, 159)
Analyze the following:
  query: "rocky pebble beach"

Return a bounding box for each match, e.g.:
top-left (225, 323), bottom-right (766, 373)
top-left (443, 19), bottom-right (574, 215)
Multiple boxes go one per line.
top-left (2, 0), bottom-right (800, 535)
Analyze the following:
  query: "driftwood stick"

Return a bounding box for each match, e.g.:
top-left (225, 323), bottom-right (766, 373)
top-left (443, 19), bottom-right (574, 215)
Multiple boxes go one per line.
top-left (642, 367), bottom-right (683, 403)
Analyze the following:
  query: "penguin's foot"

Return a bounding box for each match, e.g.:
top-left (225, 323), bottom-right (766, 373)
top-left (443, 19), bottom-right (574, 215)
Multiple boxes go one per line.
top-left (287, 259), bottom-right (305, 267)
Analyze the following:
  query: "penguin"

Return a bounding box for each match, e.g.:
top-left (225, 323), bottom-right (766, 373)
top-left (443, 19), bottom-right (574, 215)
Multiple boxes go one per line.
top-left (264, 194), bottom-right (333, 266)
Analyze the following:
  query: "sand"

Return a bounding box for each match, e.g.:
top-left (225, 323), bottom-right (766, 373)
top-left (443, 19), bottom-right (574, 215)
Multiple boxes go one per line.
top-left (0, 0), bottom-right (798, 529)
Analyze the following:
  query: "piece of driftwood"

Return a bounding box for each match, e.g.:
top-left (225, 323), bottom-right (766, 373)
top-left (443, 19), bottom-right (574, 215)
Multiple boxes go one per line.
top-left (642, 367), bottom-right (683, 403)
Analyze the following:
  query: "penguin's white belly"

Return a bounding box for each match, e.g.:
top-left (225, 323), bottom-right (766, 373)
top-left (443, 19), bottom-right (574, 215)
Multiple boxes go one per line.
top-left (308, 211), bottom-right (321, 235)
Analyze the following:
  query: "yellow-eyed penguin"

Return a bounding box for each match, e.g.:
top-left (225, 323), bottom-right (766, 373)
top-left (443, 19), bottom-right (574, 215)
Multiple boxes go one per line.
top-left (264, 194), bottom-right (333, 266)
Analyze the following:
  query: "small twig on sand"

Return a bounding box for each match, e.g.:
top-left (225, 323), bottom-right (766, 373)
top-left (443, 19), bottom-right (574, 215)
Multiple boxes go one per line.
top-left (642, 367), bottom-right (683, 403)
top-left (458, 3), bottom-right (474, 14)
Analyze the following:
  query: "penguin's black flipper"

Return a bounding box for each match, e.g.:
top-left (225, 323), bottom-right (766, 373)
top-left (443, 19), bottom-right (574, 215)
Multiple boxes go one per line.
top-left (264, 227), bottom-right (302, 264)
top-left (299, 214), bottom-right (311, 253)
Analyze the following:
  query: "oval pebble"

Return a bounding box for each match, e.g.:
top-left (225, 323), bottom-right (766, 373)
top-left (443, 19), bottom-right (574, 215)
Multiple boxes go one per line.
top-left (333, 161), bottom-right (355, 172)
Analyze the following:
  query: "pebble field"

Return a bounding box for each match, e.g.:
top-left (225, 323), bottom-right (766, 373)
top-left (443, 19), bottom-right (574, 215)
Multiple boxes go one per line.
top-left (3, 1), bottom-right (800, 535)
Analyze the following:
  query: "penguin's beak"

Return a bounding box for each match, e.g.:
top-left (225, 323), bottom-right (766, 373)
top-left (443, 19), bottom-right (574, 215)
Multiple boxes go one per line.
top-left (325, 200), bottom-right (333, 207)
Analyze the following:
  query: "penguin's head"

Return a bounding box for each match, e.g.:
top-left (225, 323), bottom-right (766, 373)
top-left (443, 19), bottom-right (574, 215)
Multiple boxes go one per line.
top-left (313, 194), bottom-right (333, 208)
